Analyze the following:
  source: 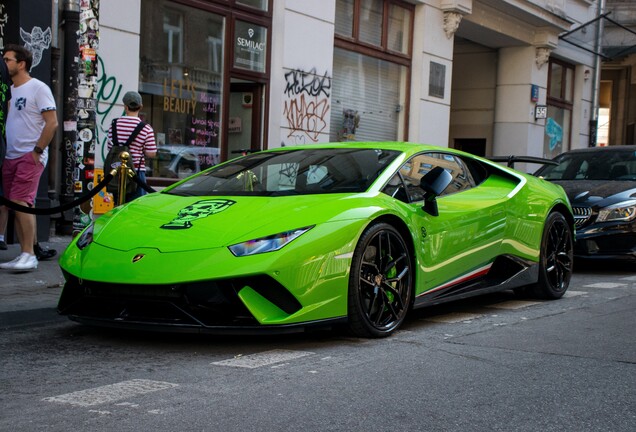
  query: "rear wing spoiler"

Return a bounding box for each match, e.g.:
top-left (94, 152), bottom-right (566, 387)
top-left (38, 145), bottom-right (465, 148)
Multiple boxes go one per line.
top-left (488, 156), bottom-right (559, 169)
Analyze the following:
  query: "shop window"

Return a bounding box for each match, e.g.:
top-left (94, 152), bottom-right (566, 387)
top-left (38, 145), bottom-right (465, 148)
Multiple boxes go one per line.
top-left (140, 0), bottom-right (225, 179)
top-left (545, 59), bottom-right (574, 158)
top-left (332, 0), bottom-right (413, 142)
top-left (236, 0), bottom-right (269, 12)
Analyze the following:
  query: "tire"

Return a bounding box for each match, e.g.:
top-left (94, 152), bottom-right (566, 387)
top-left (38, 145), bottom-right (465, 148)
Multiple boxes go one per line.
top-left (530, 212), bottom-right (574, 299)
top-left (348, 223), bottom-right (413, 338)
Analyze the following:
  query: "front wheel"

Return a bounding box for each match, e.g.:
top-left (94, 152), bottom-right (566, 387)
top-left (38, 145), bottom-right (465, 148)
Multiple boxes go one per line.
top-left (348, 223), bottom-right (413, 338)
top-left (531, 212), bottom-right (574, 299)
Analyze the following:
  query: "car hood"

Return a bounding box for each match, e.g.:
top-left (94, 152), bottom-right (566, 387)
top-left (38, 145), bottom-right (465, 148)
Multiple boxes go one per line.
top-left (92, 192), bottom-right (373, 252)
top-left (551, 180), bottom-right (636, 207)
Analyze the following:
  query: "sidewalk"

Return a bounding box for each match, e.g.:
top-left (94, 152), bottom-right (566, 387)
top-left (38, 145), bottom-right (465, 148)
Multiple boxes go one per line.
top-left (0, 235), bottom-right (72, 314)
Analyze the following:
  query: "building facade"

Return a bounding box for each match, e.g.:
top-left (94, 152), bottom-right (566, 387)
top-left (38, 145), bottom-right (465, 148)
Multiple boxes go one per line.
top-left (0, 0), bottom-right (602, 232)
top-left (599, 0), bottom-right (636, 146)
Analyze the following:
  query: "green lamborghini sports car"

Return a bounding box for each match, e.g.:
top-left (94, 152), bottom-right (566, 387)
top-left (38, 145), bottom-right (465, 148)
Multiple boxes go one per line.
top-left (58, 142), bottom-right (575, 337)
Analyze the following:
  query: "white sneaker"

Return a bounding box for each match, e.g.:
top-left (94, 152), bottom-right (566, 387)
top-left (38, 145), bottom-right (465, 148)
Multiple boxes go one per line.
top-left (0, 253), bottom-right (28, 269)
top-left (12, 253), bottom-right (38, 271)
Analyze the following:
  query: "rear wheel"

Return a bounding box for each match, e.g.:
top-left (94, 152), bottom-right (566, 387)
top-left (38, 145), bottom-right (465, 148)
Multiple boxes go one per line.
top-left (531, 212), bottom-right (573, 299)
top-left (348, 223), bottom-right (413, 338)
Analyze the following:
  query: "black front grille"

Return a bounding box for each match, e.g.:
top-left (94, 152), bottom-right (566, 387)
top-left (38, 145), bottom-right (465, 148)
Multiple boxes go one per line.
top-left (572, 206), bottom-right (593, 228)
top-left (85, 282), bottom-right (182, 299)
top-left (58, 274), bottom-right (302, 327)
top-left (59, 276), bottom-right (256, 326)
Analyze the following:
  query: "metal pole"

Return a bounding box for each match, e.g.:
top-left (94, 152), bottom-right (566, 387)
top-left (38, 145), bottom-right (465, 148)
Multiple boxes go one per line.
top-left (60, 0), bottom-right (79, 233)
top-left (589, 0), bottom-right (606, 147)
top-left (72, 0), bottom-right (99, 234)
top-left (117, 152), bottom-right (131, 207)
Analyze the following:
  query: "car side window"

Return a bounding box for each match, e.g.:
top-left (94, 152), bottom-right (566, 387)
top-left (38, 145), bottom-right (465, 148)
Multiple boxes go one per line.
top-left (397, 152), bottom-right (477, 202)
top-left (382, 173), bottom-right (409, 202)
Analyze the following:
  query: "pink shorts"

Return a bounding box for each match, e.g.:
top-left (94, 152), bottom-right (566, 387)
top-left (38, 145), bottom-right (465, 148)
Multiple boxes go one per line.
top-left (2, 153), bottom-right (45, 207)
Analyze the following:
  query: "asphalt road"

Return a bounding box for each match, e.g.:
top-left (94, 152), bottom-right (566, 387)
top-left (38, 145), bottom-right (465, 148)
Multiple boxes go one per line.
top-left (1, 262), bottom-right (634, 432)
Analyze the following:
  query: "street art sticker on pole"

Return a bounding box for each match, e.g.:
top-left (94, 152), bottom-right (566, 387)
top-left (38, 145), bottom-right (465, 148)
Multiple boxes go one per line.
top-left (73, 0), bottom-right (99, 234)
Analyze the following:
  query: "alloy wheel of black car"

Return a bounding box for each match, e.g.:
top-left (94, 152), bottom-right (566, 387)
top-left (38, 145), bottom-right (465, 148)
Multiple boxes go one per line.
top-left (348, 223), bottom-right (413, 338)
top-left (533, 212), bottom-right (574, 299)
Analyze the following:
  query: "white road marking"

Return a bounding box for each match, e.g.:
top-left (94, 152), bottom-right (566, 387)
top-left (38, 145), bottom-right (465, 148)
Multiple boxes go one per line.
top-left (620, 276), bottom-right (636, 282)
top-left (42, 379), bottom-right (179, 407)
top-left (212, 349), bottom-right (313, 369)
top-left (487, 300), bottom-right (543, 310)
top-left (115, 402), bottom-right (139, 408)
top-left (583, 282), bottom-right (627, 289)
top-left (564, 290), bottom-right (586, 297)
top-left (423, 312), bottom-right (484, 323)
top-left (270, 362), bottom-right (290, 369)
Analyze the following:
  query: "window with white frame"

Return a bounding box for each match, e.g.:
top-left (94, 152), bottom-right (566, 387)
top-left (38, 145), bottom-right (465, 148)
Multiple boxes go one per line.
top-left (331, 0), bottom-right (413, 142)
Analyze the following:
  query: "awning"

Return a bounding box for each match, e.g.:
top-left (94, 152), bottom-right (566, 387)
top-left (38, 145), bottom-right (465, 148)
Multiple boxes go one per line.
top-left (559, 12), bottom-right (636, 60)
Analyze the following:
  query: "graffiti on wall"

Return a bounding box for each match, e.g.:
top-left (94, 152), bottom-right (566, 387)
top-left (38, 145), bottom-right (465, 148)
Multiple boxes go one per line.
top-left (545, 117), bottom-right (563, 151)
top-left (96, 56), bottom-right (123, 163)
top-left (283, 68), bottom-right (331, 144)
top-left (19, 26), bottom-right (51, 71)
top-left (0, 4), bottom-right (7, 50)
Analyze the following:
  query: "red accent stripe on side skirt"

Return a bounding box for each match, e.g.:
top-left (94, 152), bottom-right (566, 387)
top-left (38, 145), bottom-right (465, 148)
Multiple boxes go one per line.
top-left (418, 263), bottom-right (493, 297)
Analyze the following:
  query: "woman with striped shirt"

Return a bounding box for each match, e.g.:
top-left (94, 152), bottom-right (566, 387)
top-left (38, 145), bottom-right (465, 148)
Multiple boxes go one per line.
top-left (107, 91), bottom-right (157, 202)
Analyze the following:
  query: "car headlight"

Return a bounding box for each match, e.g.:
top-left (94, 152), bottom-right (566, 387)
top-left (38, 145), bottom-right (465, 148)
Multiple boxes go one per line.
top-left (228, 226), bottom-right (314, 257)
top-left (596, 200), bottom-right (636, 223)
top-left (76, 223), bottom-right (94, 250)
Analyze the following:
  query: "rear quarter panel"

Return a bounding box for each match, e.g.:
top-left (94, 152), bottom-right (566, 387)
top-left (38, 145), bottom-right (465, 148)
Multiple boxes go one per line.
top-left (500, 172), bottom-right (573, 261)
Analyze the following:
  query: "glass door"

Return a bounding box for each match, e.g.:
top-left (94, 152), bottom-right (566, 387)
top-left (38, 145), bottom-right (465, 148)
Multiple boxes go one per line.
top-left (227, 81), bottom-right (263, 157)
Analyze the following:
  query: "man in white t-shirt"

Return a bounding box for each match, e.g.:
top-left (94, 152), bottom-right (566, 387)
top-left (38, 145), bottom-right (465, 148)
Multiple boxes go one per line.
top-left (0, 44), bottom-right (58, 271)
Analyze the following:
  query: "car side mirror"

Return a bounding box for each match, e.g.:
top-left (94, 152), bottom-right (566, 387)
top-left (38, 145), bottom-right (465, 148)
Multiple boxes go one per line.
top-left (420, 167), bottom-right (452, 216)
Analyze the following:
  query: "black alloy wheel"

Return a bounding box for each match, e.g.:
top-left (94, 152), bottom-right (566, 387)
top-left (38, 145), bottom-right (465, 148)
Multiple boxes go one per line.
top-left (533, 212), bottom-right (574, 299)
top-left (348, 223), bottom-right (413, 338)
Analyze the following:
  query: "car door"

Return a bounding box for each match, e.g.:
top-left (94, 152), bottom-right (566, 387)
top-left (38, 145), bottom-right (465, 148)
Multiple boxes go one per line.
top-left (394, 152), bottom-right (509, 292)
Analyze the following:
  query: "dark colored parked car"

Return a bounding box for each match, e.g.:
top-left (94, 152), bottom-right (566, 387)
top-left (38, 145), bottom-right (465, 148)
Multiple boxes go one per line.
top-left (535, 145), bottom-right (636, 262)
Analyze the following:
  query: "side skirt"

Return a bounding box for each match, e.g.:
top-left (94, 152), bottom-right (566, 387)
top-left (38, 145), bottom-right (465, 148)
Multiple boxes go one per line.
top-left (413, 255), bottom-right (539, 309)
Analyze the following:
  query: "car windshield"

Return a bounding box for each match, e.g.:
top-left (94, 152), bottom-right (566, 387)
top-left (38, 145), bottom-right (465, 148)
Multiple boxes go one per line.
top-left (165, 148), bottom-right (401, 196)
top-left (536, 149), bottom-right (636, 181)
